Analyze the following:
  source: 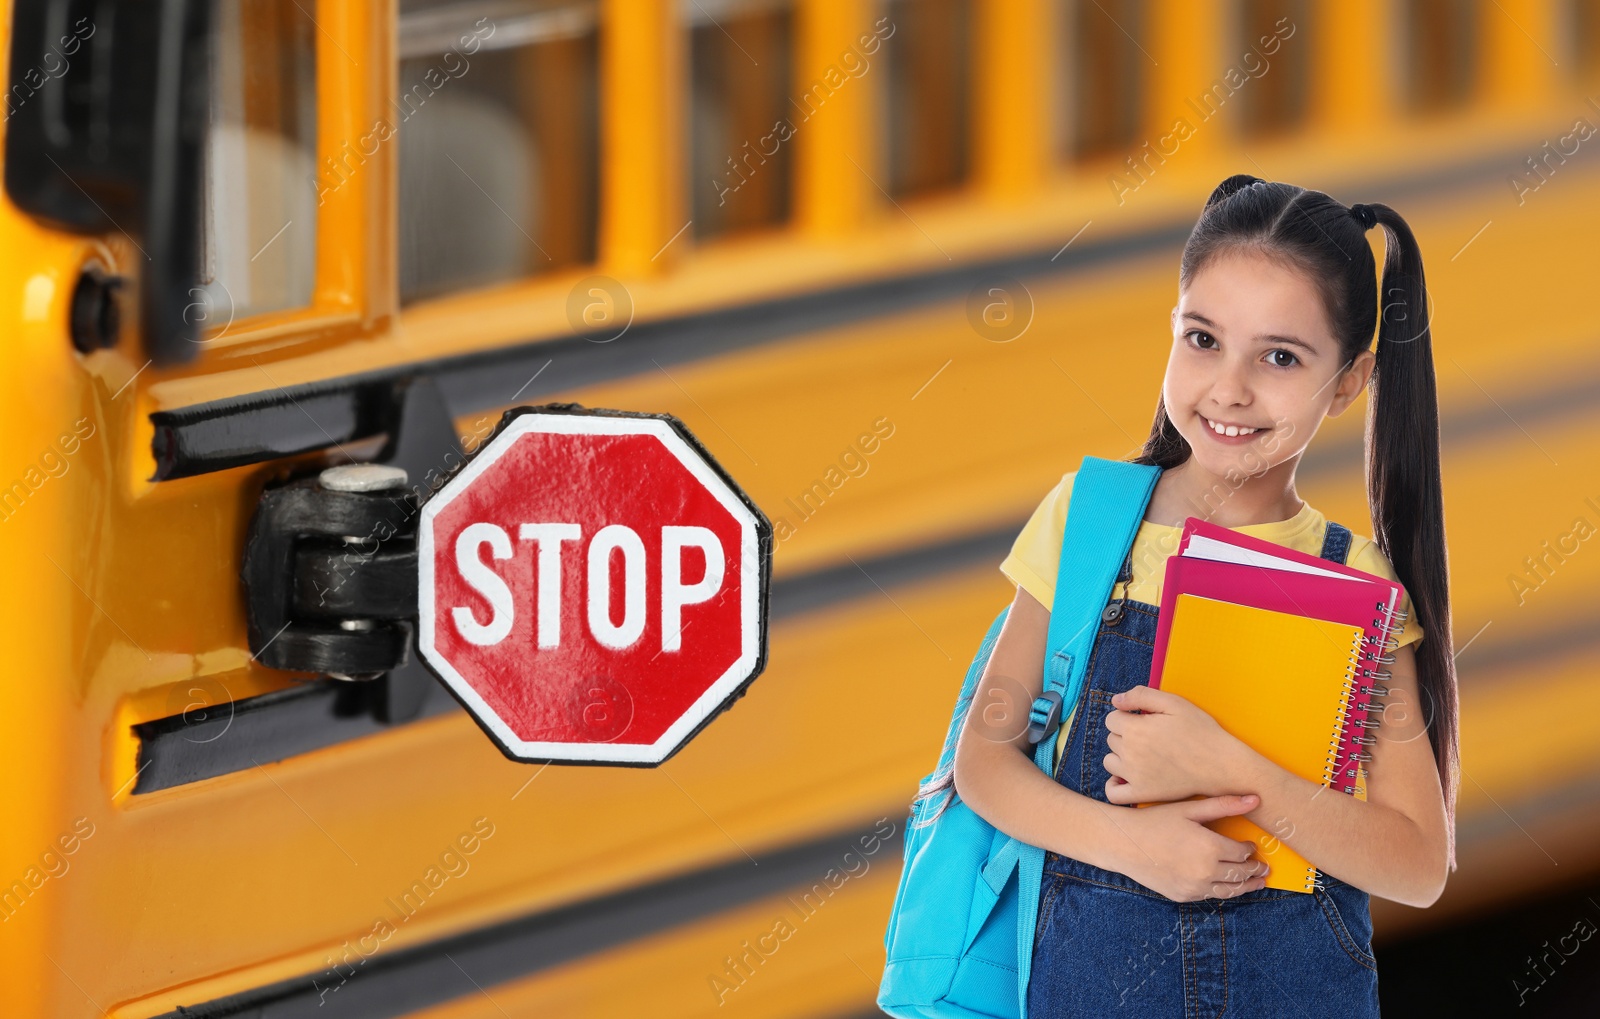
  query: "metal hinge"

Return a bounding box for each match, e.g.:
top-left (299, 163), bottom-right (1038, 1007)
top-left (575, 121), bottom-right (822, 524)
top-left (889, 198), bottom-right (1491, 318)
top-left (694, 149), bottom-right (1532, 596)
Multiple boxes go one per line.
top-left (243, 464), bottom-right (419, 679)
top-left (239, 377), bottom-right (458, 724)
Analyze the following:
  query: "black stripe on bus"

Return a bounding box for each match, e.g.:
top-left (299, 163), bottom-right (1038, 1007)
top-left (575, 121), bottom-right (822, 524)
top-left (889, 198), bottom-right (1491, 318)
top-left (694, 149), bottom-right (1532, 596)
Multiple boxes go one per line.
top-left (137, 765), bottom-right (1600, 1018)
top-left (150, 812), bottom-right (905, 1018)
top-left (150, 223), bottom-right (1187, 481)
top-left (147, 140), bottom-right (1555, 482)
top-left (130, 520), bottom-right (1022, 793)
top-left (129, 357), bottom-right (1600, 794)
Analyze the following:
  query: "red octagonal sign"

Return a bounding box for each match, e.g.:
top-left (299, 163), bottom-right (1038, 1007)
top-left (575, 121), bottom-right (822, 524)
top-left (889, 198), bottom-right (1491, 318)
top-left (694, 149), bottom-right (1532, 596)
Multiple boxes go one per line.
top-left (417, 406), bottom-right (772, 765)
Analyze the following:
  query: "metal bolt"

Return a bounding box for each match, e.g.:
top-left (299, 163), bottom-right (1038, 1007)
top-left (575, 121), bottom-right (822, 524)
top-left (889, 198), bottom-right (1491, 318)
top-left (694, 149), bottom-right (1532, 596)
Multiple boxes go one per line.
top-left (327, 671), bottom-right (384, 683)
top-left (70, 264), bottom-right (123, 353)
top-left (319, 464), bottom-right (408, 493)
top-left (318, 468), bottom-right (407, 683)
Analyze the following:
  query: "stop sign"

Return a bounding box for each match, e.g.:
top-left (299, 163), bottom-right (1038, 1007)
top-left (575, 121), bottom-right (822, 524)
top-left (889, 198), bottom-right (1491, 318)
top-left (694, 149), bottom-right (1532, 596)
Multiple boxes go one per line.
top-left (417, 405), bottom-right (772, 765)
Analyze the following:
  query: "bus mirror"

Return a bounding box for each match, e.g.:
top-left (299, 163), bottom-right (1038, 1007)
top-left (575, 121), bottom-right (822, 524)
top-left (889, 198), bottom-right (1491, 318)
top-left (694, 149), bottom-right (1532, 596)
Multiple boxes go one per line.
top-left (4, 0), bottom-right (213, 365)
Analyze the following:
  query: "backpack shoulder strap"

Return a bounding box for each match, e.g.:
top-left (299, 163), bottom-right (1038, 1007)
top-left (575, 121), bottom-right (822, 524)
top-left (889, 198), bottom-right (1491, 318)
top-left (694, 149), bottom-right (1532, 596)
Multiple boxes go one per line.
top-left (1023, 455), bottom-right (1161, 764)
top-left (1011, 455), bottom-right (1160, 1019)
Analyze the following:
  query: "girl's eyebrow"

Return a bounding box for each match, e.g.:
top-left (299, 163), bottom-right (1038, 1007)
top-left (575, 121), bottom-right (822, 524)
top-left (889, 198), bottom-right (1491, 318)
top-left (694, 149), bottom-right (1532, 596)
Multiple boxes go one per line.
top-left (1182, 311), bottom-right (1320, 356)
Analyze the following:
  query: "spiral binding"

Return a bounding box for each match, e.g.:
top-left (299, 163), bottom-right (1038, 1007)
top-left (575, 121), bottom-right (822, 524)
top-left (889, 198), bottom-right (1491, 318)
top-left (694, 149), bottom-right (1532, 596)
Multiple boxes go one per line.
top-left (1302, 599), bottom-right (1405, 890)
top-left (1319, 627), bottom-right (1368, 796)
top-left (1298, 599), bottom-right (1404, 891)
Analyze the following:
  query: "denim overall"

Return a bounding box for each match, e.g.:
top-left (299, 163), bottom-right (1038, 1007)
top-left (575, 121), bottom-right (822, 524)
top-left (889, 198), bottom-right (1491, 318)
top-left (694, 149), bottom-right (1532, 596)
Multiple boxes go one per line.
top-left (1027, 520), bottom-right (1382, 1019)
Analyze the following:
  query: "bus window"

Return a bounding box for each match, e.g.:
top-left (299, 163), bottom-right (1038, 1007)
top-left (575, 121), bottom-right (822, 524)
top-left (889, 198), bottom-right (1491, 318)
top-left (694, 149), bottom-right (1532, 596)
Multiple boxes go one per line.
top-left (200, 0), bottom-right (317, 324)
top-left (881, 0), bottom-right (971, 198)
top-left (1570, 0), bottom-right (1600, 77)
top-left (398, 0), bottom-right (600, 305)
top-left (1404, 0), bottom-right (1480, 113)
top-left (1236, 0), bottom-right (1309, 137)
top-left (690, 0), bottom-right (796, 241)
top-left (1063, 0), bottom-right (1145, 161)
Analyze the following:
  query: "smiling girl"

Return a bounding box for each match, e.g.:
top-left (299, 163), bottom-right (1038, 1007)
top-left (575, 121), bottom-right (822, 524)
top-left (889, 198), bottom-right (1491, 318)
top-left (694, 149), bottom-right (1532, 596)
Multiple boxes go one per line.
top-left (949, 174), bottom-right (1458, 1017)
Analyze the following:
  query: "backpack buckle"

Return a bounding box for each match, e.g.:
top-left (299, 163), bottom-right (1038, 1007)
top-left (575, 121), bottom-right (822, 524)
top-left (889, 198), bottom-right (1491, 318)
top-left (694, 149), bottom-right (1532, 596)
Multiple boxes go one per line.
top-left (1025, 691), bottom-right (1063, 746)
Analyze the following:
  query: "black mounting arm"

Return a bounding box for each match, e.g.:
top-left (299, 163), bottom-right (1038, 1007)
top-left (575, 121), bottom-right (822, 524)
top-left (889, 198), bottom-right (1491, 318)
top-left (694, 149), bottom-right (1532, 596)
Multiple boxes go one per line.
top-left (239, 377), bottom-right (460, 723)
top-left (242, 476), bottom-right (417, 678)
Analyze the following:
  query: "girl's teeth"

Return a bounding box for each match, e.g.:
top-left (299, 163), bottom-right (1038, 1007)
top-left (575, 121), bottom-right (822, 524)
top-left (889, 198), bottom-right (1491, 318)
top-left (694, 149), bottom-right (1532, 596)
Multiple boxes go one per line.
top-left (1207, 417), bottom-right (1258, 436)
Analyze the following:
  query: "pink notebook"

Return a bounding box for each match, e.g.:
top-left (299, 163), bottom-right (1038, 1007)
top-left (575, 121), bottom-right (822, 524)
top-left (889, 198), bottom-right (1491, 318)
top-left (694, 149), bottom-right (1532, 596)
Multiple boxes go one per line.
top-left (1148, 517), bottom-right (1409, 792)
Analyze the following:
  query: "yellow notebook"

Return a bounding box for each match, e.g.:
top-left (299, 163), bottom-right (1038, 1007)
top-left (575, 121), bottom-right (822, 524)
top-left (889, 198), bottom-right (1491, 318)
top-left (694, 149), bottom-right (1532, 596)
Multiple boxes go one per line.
top-left (1143, 593), bottom-right (1367, 893)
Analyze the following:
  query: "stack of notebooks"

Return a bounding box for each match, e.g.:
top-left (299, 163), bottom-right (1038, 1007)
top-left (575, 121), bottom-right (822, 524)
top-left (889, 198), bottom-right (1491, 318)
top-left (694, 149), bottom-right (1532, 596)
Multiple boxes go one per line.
top-left (1136, 516), bottom-right (1409, 893)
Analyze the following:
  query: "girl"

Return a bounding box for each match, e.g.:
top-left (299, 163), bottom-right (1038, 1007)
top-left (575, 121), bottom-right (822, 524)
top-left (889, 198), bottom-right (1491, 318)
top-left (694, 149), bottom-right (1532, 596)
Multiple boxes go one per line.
top-left (942, 174), bottom-right (1458, 1017)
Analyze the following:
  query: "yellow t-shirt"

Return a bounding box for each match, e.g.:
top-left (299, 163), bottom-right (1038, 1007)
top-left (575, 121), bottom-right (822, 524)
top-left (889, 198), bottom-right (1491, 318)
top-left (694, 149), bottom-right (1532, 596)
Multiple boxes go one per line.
top-left (999, 470), bottom-right (1425, 774)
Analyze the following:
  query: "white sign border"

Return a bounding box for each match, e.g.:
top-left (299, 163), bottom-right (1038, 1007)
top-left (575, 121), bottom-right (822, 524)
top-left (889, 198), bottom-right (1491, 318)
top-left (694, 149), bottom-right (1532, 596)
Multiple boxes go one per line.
top-left (417, 411), bottom-right (764, 764)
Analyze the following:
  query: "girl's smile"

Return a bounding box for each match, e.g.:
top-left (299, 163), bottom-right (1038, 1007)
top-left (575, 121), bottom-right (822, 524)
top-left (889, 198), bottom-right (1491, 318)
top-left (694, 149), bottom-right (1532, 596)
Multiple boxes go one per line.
top-left (1197, 413), bottom-right (1268, 442)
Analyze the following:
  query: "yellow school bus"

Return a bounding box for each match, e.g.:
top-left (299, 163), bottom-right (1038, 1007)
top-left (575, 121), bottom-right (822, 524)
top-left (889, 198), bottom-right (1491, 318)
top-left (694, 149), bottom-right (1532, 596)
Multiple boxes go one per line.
top-left (3, 0), bottom-right (1599, 1015)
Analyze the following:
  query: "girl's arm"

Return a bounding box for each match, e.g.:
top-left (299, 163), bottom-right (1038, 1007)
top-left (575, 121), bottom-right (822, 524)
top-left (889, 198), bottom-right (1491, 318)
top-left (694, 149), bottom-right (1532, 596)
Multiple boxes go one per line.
top-left (1104, 642), bottom-right (1451, 907)
top-left (953, 584), bottom-right (1272, 903)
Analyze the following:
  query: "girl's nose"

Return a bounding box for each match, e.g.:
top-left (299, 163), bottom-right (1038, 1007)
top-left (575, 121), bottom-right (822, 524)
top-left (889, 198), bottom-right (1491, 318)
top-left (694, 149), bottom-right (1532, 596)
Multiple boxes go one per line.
top-left (1206, 360), bottom-right (1254, 408)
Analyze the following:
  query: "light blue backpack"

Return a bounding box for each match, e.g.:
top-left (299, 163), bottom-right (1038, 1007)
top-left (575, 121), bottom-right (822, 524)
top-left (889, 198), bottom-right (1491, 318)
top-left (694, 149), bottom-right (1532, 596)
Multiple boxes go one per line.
top-left (877, 456), bottom-right (1162, 1019)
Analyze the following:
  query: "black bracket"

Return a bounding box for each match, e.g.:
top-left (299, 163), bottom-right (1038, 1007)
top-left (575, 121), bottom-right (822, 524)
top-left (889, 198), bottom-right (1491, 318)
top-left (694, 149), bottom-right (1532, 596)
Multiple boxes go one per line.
top-left (240, 377), bottom-right (460, 723)
top-left (242, 478), bottom-right (417, 677)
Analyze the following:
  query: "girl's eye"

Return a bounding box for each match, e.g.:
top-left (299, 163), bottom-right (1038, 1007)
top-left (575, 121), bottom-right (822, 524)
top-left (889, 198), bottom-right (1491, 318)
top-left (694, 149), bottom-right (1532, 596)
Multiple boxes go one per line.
top-left (1185, 330), bottom-right (1299, 368)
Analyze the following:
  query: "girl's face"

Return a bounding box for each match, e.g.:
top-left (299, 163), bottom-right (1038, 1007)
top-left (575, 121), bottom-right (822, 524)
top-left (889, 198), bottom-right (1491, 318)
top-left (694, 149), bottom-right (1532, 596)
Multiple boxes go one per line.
top-left (1165, 246), bottom-right (1375, 482)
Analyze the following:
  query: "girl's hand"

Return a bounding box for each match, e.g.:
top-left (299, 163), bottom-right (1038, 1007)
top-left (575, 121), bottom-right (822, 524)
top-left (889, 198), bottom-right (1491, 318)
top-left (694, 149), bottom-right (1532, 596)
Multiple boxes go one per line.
top-left (1104, 794), bottom-right (1270, 902)
top-left (1102, 684), bottom-right (1253, 804)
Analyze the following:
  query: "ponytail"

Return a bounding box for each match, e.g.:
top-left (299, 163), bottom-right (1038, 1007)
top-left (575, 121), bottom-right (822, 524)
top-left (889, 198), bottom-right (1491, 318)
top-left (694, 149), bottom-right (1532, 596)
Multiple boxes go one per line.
top-left (1363, 203), bottom-right (1460, 871)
